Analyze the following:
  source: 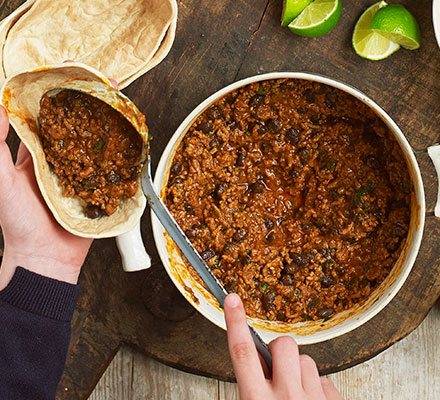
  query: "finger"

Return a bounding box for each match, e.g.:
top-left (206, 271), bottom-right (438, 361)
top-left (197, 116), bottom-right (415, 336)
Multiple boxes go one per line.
top-left (16, 142), bottom-right (31, 166)
top-left (300, 354), bottom-right (326, 396)
top-left (321, 377), bottom-right (344, 400)
top-left (0, 106), bottom-right (14, 181)
top-left (224, 293), bottom-right (267, 395)
top-left (109, 78), bottom-right (119, 89)
top-left (269, 336), bottom-right (302, 390)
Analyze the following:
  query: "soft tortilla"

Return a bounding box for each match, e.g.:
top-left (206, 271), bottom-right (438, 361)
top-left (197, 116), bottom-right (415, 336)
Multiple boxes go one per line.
top-left (0, 63), bottom-right (146, 238)
top-left (3, 0), bottom-right (175, 88)
top-left (120, 15), bottom-right (177, 88)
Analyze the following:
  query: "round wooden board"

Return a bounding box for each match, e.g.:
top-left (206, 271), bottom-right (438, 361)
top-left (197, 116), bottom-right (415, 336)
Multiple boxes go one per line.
top-left (0, 1), bottom-right (439, 399)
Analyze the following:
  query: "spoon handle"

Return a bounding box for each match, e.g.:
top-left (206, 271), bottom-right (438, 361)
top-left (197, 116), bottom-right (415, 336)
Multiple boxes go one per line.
top-left (142, 162), bottom-right (273, 372)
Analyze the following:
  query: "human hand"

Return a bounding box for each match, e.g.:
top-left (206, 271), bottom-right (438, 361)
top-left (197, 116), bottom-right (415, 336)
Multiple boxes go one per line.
top-left (0, 106), bottom-right (92, 288)
top-left (224, 293), bottom-right (343, 400)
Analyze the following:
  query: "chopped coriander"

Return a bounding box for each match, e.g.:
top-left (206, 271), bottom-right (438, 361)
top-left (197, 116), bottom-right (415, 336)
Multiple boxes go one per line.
top-left (257, 86), bottom-right (266, 95)
top-left (270, 291), bottom-right (276, 296)
top-left (355, 180), bottom-right (373, 205)
top-left (246, 249), bottom-right (251, 256)
top-left (301, 314), bottom-right (312, 321)
top-left (116, 94), bottom-right (125, 100)
top-left (214, 258), bottom-right (220, 268)
top-left (93, 139), bottom-right (104, 152)
top-left (238, 208), bottom-right (243, 212)
top-left (133, 113), bottom-right (138, 119)
top-left (314, 299), bottom-right (319, 305)
top-left (261, 282), bottom-right (269, 293)
top-left (202, 224), bottom-right (207, 229)
top-left (245, 131), bottom-right (252, 136)
top-left (325, 161), bottom-right (336, 170)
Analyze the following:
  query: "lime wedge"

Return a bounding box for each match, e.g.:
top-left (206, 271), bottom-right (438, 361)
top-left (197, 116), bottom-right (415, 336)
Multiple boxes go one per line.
top-left (352, 1), bottom-right (400, 60)
top-left (370, 4), bottom-right (421, 50)
top-left (281, 0), bottom-right (313, 27)
top-left (288, 0), bottom-right (342, 37)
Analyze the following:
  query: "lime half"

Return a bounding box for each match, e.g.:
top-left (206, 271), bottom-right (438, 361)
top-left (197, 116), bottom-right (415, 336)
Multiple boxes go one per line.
top-left (288, 0), bottom-right (342, 37)
top-left (352, 1), bottom-right (400, 60)
top-left (370, 4), bottom-right (421, 50)
top-left (281, 0), bottom-right (313, 27)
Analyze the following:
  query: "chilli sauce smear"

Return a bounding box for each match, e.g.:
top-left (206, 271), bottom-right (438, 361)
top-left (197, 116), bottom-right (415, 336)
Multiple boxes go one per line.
top-left (38, 89), bottom-right (143, 218)
top-left (165, 78), bottom-right (412, 323)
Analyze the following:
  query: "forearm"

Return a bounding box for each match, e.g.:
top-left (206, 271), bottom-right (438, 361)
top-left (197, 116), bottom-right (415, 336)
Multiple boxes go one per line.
top-left (0, 245), bottom-right (81, 290)
top-left (0, 264), bottom-right (80, 399)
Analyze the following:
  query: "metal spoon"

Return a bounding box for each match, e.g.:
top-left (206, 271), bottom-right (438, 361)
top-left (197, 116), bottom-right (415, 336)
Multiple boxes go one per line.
top-left (141, 156), bottom-right (273, 372)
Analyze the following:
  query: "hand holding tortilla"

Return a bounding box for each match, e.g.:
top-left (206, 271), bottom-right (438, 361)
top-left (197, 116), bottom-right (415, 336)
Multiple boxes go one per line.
top-left (0, 63), bottom-right (149, 238)
top-left (0, 105), bottom-right (92, 289)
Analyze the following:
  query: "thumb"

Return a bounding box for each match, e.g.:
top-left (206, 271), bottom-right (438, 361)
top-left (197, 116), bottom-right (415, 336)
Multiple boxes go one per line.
top-left (0, 106), bottom-right (15, 182)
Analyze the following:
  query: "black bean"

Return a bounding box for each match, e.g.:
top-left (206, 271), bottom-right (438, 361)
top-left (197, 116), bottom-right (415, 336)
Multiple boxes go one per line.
top-left (209, 137), bottom-right (220, 148)
top-left (236, 152), bottom-right (247, 167)
top-left (233, 228), bottom-right (247, 242)
top-left (326, 90), bottom-right (338, 104)
top-left (262, 292), bottom-right (276, 311)
top-left (297, 106), bottom-right (308, 114)
top-left (263, 217), bottom-right (274, 230)
top-left (260, 141), bottom-right (272, 155)
top-left (212, 183), bottom-right (225, 200)
top-left (298, 147), bottom-right (311, 164)
top-left (276, 312), bottom-right (287, 322)
top-left (301, 222), bottom-right (312, 231)
top-left (185, 229), bottom-right (195, 239)
top-left (362, 126), bottom-right (379, 144)
top-left (170, 162), bottom-right (183, 176)
top-left (304, 88), bottom-right (315, 103)
top-left (290, 169), bottom-right (300, 178)
top-left (85, 205), bottom-right (103, 219)
top-left (365, 155), bottom-right (380, 169)
top-left (106, 171), bottom-right (120, 184)
top-left (197, 122), bottom-right (213, 134)
top-left (318, 307), bottom-right (335, 319)
top-left (131, 169), bottom-right (140, 181)
top-left (241, 255), bottom-right (251, 265)
top-left (265, 231), bottom-right (275, 243)
top-left (206, 106), bottom-right (223, 120)
top-left (226, 95), bottom-right (236, 105)
top-left (284, 262), bottom-right (299, 275)
top-left (290, 252), bottom-right (307, 266)
top-left (192, 223), bottom-right (202, 230)
top-left (250, 180), bottom-right (265, 194)
top-left (321, 275), bottom-right (335, 288)
top-left (285, 128), bottom-right (300, 145)
top-left (201, 248), bottom-right (216, 261)
top-left (309, 112), bottom-right (320, 124)
top-left (281, 273), bottom-right (295, 286)
top-left (394, 222), bottom-right (407, 237)
top-left (256, 122), bottom-right (267, 134)
top-left (249, 94), bottom-right (265, 108)
top-left (280, 81), bottom-right (292, 91)
top-left (173, 177), bottom-right (183, 184)
top-left (266, 118), bottom-right (282, 133)
top-left (184, 203), bottom-right (194, 215)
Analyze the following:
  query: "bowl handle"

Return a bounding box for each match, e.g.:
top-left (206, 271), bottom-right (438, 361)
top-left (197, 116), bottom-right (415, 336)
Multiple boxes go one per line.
top-left (115, 222), bottom-right (151, 272)
top-left (428, 144), bottom-right (440, 217)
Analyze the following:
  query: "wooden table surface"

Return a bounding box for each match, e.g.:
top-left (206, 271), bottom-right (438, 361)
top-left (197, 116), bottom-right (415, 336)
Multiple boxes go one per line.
top-left (87, 301), bottom-right (440, 399)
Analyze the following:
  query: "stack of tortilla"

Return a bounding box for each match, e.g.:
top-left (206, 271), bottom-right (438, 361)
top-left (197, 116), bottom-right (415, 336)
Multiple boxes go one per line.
top-left (0, 0), bottom-right (177, 88)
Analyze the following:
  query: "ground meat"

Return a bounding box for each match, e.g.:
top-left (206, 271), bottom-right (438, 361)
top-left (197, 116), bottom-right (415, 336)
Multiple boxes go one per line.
top-left (38, 90), bottom-right (144, 217)
top-left (165, 78), bottom-right (411, 323)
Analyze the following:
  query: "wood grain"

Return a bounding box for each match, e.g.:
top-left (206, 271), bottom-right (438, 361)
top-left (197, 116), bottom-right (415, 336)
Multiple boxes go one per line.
top-left (88, 302), bottom-right (440, 399)
top-left (0, 1), bottom-right (438, 399)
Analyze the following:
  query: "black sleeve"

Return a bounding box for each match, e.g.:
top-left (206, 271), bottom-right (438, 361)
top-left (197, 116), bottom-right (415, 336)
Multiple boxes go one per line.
top-left (0, 265), bottom-right (80, 400)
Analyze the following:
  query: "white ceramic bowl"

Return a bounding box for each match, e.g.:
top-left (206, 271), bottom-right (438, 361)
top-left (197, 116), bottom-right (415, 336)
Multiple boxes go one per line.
top-left (152, 72), bottom-right (425, 345)
top-left (434, 0), bottom-right (440, 48)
